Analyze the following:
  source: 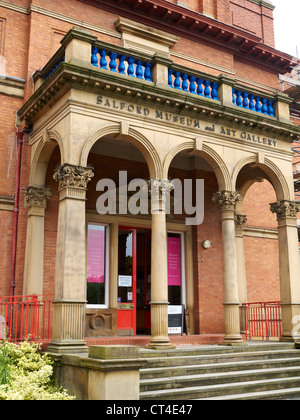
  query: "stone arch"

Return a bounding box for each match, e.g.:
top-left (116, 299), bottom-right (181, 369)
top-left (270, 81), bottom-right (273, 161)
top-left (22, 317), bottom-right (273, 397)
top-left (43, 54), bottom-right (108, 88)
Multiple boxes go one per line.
top-left (232, 154), bottom-right (292, 209)
top-left (163, 139), bottom-right (232, 191)
top-left (80, 123), bottom-right (163, 179)
top-left (30, 129), bottom-right (63, 187)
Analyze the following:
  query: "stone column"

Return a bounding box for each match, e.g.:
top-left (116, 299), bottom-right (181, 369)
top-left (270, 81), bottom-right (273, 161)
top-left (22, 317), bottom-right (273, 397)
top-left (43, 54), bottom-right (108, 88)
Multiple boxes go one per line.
top-left (270, 200), bottom-right (300, 342)
top-left (147, 179), bottom-right (175, 349)
top-left (235, 214), bottom-right (248, 333)
top-left (23, 187), bottom-right (51, 297)
top-left (213, 191), bottom-right (245, 345)
top-left (48, 164), bottom-right (94, 354)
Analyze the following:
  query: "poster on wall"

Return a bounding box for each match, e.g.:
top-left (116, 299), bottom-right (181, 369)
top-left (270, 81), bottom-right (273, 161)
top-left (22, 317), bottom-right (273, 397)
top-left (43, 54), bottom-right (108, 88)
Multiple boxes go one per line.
top-left (87, 225), bottom-right (105, 283)
top-left (167, 237), bottom-right (181, 286)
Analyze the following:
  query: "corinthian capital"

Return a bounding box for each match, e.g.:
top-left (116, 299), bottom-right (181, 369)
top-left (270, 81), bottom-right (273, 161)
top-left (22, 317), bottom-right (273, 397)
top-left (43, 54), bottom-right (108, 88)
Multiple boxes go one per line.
top-left (53, 164), bottom-right (94, 190)
top-left (270, 200), bottom-right (300, 219)
top-left (235, 214), bottom-right (247, 227)
top-left (212, 191), bottom-right (242, 211)
top-left (25, 186), bottom-right (51, 209)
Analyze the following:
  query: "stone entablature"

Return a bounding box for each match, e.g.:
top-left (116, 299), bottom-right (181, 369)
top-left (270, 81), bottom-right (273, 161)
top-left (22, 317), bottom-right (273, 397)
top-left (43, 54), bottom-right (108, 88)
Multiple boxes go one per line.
top-left (18, 27), bottom-right (299, 148)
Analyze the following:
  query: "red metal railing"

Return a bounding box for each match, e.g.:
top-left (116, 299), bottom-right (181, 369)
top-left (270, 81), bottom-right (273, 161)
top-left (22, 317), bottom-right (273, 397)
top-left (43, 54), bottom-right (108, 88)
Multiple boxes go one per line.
top-left (0, 295), bottom-right (53, 344)
top-left (242, 301), bottom-right (282, 340)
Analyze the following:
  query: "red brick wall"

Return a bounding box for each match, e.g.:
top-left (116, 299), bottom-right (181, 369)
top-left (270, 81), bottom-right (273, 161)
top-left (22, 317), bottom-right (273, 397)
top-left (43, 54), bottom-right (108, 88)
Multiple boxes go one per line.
top-left (242, 180), bottom-right (280, 303)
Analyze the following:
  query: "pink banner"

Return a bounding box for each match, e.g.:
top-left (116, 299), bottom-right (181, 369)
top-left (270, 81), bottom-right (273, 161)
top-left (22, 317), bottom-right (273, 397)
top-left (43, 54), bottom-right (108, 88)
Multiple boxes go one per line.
top-left (168, 237), bottom-right (181, 286)
top-left (87, 226), bottom-right (105, 284)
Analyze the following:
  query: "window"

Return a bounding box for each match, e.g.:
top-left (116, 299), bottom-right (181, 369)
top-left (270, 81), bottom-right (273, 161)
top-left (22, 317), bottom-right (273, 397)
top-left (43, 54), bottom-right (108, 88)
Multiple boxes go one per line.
top-left (86, 224), bottom-right (109, 307)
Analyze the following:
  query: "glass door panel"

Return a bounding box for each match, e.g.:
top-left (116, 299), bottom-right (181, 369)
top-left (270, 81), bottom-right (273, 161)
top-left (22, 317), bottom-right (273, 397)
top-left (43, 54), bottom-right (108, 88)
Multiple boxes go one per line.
top-left (117, 228), bottom-right (136, 335)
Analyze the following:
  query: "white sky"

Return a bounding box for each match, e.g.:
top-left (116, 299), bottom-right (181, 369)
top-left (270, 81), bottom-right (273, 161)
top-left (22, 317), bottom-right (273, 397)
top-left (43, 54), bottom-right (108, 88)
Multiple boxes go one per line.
top-left (272, 0), bottom-right (300, 57)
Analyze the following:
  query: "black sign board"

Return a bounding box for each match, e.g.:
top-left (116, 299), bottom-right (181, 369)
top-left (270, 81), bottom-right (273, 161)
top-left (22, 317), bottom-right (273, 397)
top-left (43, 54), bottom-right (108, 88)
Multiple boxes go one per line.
top-left (168, 305), bottom-right (185, 335)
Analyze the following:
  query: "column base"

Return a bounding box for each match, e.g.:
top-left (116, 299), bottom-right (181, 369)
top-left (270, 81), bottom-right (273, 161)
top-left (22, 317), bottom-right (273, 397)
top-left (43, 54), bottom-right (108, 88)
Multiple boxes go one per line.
top-left (280, 336), bottom-right (298, 343)
top-left (47, 339), bottom-right (88, 355)
top-left (145, 337), bottom-right (176, 350)
top-left (219, 335), bottom-right (248, 347)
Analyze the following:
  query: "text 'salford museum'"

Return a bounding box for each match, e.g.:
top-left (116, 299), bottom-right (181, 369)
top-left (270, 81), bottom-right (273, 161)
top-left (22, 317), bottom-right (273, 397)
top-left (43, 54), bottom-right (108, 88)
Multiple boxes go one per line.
top-left (1, 0), bottom-right (300, 354)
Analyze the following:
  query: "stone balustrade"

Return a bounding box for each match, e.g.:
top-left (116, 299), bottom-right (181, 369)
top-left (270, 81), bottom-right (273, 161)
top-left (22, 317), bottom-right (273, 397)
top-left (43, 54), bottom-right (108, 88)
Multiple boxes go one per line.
top-left (32, 26), bottom-right (293, 124)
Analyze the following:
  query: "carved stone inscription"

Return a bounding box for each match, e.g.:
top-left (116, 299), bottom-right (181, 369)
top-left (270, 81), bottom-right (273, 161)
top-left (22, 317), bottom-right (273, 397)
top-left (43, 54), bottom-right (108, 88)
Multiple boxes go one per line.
top-left (96, 95), bottom-right (278, 148)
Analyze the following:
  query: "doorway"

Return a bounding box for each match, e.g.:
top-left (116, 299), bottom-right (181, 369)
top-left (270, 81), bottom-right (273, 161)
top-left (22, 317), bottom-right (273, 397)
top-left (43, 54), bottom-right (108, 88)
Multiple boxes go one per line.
top-left (117, 227), bottom-right (151, 336)
top-left (117, 226), bottom-right (186, 336)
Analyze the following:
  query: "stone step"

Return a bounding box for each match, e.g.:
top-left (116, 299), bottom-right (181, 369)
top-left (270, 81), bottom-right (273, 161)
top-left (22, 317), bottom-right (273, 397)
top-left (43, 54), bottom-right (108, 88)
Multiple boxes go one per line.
top-left (139, 343), bottom-right (300, 400)
top-left (140, 365), bottom-right (300, 392)
top-left (140, 356), bottom-right (300, 379)
top-left (140, 348), bottom-right (300, 369)
top-left (140, 376), bottom-right (300, 400)
top-left (197, 387), bottom-right (300, 400)
top-left (139, 342), bottom-right (294, 359)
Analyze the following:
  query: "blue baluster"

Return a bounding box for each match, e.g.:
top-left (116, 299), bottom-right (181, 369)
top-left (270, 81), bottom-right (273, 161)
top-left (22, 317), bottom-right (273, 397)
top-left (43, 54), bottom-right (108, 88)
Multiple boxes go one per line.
top-left (262, 98), bottom-right (268, 115)
top-left (128, 57), bottom-right (135, 77)
top-left (174, 72), bottom-right (181, 90)
top-left (144, 62), bottom-right (152, 82)
top-left (197, 79), bottom-right (204, 96)
top-left (268, 100), bottom-right (275, 117)
top-left (136, 60), bottom-right (143, 79)
top-left (118, 55), bottom-right (126, 74)
top-left (236, 91), bottom-right (243, 107)
top-left (109, 52), bottom-right (118, 72)
top-left (204, 80), bottom-right (211, 98)
top-left (211, 83), bottom-right (218, 100)
top-left (99, 50), bottom-right (108, 69)
top-left (232, 88), bottom-right (236, 105)
top-left (189, 76), bottom-right (196, 94)
top-left (182, 74), bottom-right (189, 92)
top-left (168, 69), bottom-right (174, 88)
top-left (91, 46), bottom-right (99, 67)
top-left (249, 94), bottom-right (255, 111)
top-left (255, 96), bottom-right (262, 113)
top-left (242, 92), bottom-right (249, 109)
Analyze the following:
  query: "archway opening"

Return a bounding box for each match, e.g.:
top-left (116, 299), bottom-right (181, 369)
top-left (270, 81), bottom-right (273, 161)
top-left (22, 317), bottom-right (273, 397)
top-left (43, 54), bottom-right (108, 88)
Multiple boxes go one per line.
top-left (167, 148), bottom-right (225, 337)
top-left (85, 134), bottom-right (153, 337)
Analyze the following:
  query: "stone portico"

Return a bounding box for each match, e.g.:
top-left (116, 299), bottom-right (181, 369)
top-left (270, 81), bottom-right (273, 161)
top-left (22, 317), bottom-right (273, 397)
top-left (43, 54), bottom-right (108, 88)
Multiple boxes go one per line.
top-left (17, 25), bottom-right (300, 354)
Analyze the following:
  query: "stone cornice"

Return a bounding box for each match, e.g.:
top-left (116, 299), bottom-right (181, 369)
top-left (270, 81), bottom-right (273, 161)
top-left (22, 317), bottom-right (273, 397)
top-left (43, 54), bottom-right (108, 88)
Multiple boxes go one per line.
top-left (247, 0), bottom-right (275, 11)
top-left (1, 0), bottom-right (295, 72)
top-left (0, 75), bottom-right (26, 99)
top-left (17, 61), bottom-right (300, 142)
top-left (0, 196), bottom-right (14, 212)
top-left (77, 0), bottom-right (296, 73)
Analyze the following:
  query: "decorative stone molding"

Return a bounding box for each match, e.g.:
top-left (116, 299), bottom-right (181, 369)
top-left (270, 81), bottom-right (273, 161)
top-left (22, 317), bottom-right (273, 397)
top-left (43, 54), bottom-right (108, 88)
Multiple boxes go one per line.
top-left (234, 214), bottom-right (247, 228)
top-left (0, 196), bottom-right (14, 212)
top-left (212, 191), bottom-right (243, 211)
top-left (53, 164), bottom-right (94, 190)
top-left (270, 200), bottom-right (300, 219)
top-left (24, 186), bottom-right (51, 209)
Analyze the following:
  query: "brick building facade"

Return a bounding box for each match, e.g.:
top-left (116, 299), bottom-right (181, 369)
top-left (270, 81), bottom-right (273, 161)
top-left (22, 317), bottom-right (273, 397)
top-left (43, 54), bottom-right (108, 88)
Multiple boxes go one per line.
top-left (1, 0), bottom-right (300, 352)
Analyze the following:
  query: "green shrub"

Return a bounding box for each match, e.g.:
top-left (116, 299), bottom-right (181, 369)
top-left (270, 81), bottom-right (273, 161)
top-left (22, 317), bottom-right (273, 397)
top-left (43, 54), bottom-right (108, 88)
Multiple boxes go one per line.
top-left (0, 340), bottom-right (75, 400)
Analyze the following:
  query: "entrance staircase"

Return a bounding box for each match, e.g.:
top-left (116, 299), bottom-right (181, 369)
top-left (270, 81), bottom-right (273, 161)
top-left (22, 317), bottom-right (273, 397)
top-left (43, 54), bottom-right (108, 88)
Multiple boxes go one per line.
top-left (139, 342), bottom-right (300, 400)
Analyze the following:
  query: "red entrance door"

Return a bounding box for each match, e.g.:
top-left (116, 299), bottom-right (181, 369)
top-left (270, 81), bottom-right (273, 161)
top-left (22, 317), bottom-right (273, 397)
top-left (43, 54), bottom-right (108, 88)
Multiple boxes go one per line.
top-left (117, 228), bottom-right (137, 335)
